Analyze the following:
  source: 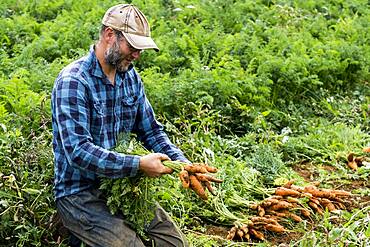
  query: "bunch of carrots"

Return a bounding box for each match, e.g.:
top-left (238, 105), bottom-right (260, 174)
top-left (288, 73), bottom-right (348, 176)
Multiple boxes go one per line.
top-left (226, 180), bottom-right (354, 242)
top-left (347, 152), bottom-right (370, 170)
top-left (227, 216), bottom-right (284, 241)
top-left (176, 163), bottom-right (223, 200)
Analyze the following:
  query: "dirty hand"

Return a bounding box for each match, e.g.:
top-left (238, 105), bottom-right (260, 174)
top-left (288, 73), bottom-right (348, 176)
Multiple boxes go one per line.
top-left (139, 153), bottom-right (173, 177)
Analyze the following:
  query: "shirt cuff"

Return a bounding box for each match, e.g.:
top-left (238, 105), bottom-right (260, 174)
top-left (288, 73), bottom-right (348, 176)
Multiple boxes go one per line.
top-left (129, 155), bottom-right (141, 177)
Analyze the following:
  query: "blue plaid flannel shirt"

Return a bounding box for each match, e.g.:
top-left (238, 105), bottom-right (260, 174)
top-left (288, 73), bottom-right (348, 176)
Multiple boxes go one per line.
top-left (52, 46), bottom-right (188, 199)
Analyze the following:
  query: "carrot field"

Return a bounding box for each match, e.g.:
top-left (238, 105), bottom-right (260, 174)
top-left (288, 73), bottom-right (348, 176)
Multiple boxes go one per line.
top-left (0, 0), bottom-right (369, 246)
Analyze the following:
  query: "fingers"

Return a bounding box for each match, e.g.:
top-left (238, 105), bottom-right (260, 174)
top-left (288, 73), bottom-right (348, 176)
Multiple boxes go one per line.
top-left (157, 153), bottom-right (170, 161)
top-left (161, 166), bottom-right (173, 174)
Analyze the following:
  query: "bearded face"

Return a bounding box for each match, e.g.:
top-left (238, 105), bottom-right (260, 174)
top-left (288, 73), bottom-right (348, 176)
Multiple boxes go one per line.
top-left (104, 39), bottom-right (132, 72)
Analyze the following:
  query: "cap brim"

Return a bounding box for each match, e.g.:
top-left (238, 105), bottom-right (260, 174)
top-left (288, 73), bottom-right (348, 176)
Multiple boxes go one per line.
top-left (122, 32), bottom-right (159, 52)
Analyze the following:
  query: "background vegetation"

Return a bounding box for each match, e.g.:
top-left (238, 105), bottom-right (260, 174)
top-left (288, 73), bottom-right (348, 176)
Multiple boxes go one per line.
top-left (0, 0), bottom-right (369, 246)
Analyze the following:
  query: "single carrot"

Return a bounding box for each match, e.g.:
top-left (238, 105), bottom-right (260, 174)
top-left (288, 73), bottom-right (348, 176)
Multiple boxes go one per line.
top-left (290, 185), bottom-right (304, 193)
top-left (240, 225), bottom-right (249, 238)
top-left (284, 197), bottom-right (300, 204)
top-left (363, 147), bottom-right (370, 153)
top-left (193, 163), bottom-right (218, 173)
top-left (332, 189), bottom-right (351, 197)
top-left (237, 229), bottom-right (244, 239)
top-left (249, 228), bottom-right (265, 241)
top-left (308, 201), bottom-right (323, 215)
top-left (347, 161), bottom-right (358, 170)
top-left (283, 179), bottom-right (296, 189)
top-left (257, 205), bottom-right (265, 217)
top-left (226, 226), bottom-right (237, 240)
top-left (300, 208), bottom-right (310, 218)
top-left (309, 197), bottom-right (320, 205)
top-left (265, 223), bottom-right (285, 233)
top-left (319, 198), bottom-right (336, 212)
top-left (275, 187), bottom-right (301, 197)
top-left (204, 180), bottom-right (216, 196)
top-left (347, 152), bottom-right (354, 162)
top-left (269, 201), bottom-right (293, 211)
top-left (251, 216), bottom-right (279, 225)
top-left (189, 175), bottom-right (207, 200)
top-left (195, 173), bottom-right (223, 183)
top-left (184, 164), bottom-right (208, 174)
top-left (179, 170), bottom-right (190, 188)
top-left (262, 198), bottom-right (280, 207)
top-left (288, 212), bottom-right (303, 222)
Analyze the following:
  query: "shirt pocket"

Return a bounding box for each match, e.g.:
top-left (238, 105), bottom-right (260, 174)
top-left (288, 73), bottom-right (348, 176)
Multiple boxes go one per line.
top-left (120, 95), bottom-right (138, 132)
top-left (90, 100), bottom-right (107, 135)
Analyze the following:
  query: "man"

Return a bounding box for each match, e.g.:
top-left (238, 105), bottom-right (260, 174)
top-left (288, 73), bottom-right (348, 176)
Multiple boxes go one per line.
top-left (51, 4), bottom-right (189, 246)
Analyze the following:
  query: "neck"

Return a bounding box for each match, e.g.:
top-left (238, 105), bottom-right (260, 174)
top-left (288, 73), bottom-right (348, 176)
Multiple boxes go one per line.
top-left (95, 42), bottom-right (116, 84)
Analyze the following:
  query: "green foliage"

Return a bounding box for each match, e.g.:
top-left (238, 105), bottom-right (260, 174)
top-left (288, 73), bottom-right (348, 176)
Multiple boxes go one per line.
top-left (295, 206), bottom-right (370, 246)
top-left (0, 0), bottom-right (369, 245)
top-left (282, 120), bottom-right (370, 164)
top-left (0, 131), bottom-right (58, 246)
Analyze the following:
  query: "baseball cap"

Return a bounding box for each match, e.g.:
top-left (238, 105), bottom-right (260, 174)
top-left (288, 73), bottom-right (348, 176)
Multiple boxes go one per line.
top-left (102, 4), bottom-right (159, 51)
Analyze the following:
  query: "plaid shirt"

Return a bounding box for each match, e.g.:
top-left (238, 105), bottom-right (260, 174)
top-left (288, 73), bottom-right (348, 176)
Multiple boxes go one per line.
top-left (52, 46), bottom-right (188, 199)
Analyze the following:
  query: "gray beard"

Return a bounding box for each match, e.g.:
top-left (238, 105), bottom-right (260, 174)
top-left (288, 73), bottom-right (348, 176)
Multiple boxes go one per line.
top-left (104, 41), bottom-right (129, 72)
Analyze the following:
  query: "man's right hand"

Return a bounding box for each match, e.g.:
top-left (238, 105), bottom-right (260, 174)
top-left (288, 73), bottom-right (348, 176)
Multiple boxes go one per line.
top-left (139, 153), bottom-right (173, 177)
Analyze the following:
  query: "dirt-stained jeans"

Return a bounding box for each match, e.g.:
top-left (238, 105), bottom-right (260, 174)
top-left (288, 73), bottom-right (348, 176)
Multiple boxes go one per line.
top-left (56, 188), bottom-right (188, 247)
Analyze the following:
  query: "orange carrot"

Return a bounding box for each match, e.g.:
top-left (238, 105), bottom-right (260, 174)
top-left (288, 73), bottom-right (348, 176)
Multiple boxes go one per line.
top-left (195, 173), bottom-right (223, 183)
top-left (226, 226), bottom-right (237, 240)
top-left (240, 225), bottom-right (249, 236)
top-left (179, 170), bottom-right (190, 188)
top-left (249, 228), bottom-right (265, 240)
top-left (265, 223), bottom-right (285, 233)
top-left (290, 185), bottom-right (304, 192)
top-left (300, 208), bottom-right (310, 218)
top-left (189, 175), bottom-right (207, 200)
top-left (333, 201), bottom-right (346, 210)
top-left (262, 198), bottom-right (280, 206)
top-left (204, 181), bottom-right (216, 196)
top-left (347, 161), bottom-right (358, 170)
top-left (283, 179), bottom-right (296, 189)
top-left (319, 198), bottom-right (336, 212)
top-left (275, 187), bottom-right (301, 197)
top-left (251, 217), bottom-right (279, 225)
top-left (309, 197), bottom-right (320, 205)
top-left (257, 205), bottom-right (265, 217)
top-left (308, 201), bottom-right (323, 215)
top-left (284, 197), bottom-right (300, 204)
top-left (347, 152), bottom-right (354, 162)
top-left (237, 229), bottom-right (244, 239)
top-left (332, 189), bottom-right (352, 197)
top-left (269, 201), bottom-right (293, 211)
top-left (288, 212), bottom-right (303, 222)
top-left (184, 164), bottom-right (208, 174)
top-left (363, 147), bottom-right (370, 153)
top-left (193, 163), bottom-right (218, 173)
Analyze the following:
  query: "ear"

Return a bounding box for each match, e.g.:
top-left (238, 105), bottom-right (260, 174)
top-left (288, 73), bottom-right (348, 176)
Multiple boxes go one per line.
top-left (102, 27), bottom-right (116, 45)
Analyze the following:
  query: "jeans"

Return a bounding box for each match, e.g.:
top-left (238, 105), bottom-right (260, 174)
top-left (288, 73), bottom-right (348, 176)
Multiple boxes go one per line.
top-left (56, 188), bottom-right (188, 247)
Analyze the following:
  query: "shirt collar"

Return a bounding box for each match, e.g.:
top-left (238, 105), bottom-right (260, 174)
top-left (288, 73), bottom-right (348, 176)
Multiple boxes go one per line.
top-left (89, 45), bottom-right (105, 79)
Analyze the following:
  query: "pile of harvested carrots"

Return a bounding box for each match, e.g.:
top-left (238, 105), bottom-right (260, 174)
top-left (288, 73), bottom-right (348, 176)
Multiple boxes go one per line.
top-left (227, 181), bottom-right (354, 242)
top-left (178, 163), bottom-right (222, 200)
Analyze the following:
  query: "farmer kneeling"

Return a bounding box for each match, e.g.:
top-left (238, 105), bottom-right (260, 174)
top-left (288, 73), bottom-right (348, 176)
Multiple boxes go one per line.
top-left (51, 3), bottom-right (189, 246)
